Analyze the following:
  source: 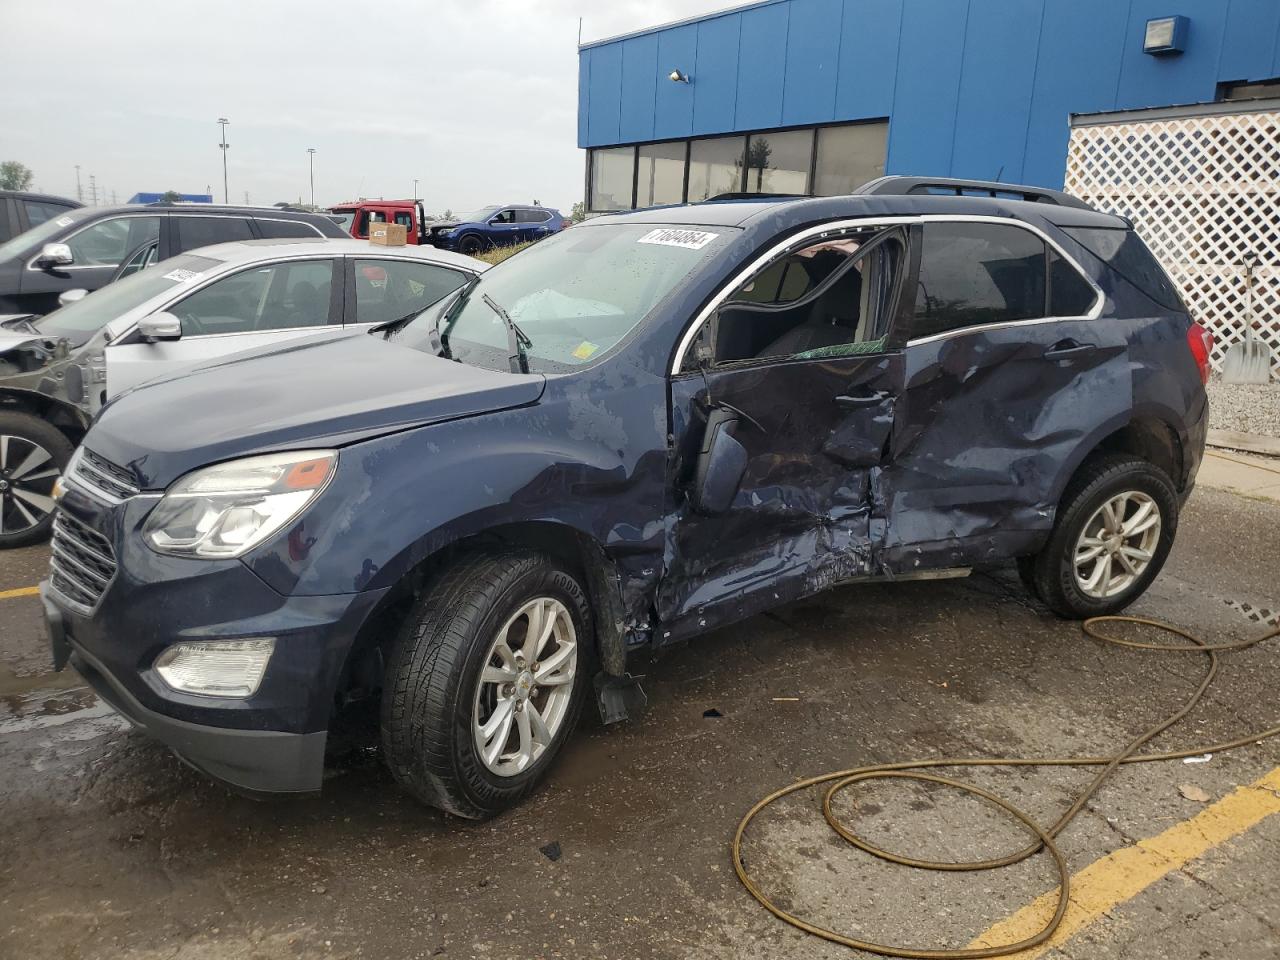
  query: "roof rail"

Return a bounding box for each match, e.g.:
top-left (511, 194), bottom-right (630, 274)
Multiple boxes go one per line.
top-left (853, 176), bottom-right (1095, 210)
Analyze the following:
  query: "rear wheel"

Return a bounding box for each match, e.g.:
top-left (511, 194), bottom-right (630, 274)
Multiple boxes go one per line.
top-left (0, 412), bottom-right (72, 549)
top-left (1026, 455), bottom-right (1178, 618)
top-left (380, 551), bottom-right (592, 818)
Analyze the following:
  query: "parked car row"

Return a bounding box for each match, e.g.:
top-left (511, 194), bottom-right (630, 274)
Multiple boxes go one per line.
top-left (36, 176), bottom-right (1210, 819)
top-left (330, 199), bottom-right (565, 254)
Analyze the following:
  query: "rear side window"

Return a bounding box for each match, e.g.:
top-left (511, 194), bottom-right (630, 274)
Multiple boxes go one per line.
top-left (256, 218), bottom-right (323, 238)
top-left (912, 223), bottom-right (1046, 339)
top-left (1049, 249), bottom-right (1098, 316)
top-left (516, 209), bottom-right (550, 224)
top-left (24, 199), bottom-right (73, 226)
top-left (175, 216), bottom-right (254, 250)
top-left (1062, 227), bottom-right (1184, 311)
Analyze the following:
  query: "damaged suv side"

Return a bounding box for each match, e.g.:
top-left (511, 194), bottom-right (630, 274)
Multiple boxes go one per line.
top-left (43, 178), bottom-right (1210, 818)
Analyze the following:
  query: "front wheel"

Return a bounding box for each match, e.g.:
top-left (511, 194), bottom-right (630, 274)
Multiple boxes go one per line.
top-left (380, 551), bottom-right (592, 818)
top-left (0, 412), bottom-right (73, 549)
top-left (458, 234), bottom-right (486, 256)
top-left (1025, 455), bottom-right (1178, 619)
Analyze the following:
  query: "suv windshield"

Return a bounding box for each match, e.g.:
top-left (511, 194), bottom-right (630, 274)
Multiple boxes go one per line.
top-left (456, 206), bottom-right (500, 223)
top-left (34, 254), bottom-right (222, 346)
top-left (394, 223), bottom-right (735, 372)
top-left (0, 208), bottom-right (93, 263)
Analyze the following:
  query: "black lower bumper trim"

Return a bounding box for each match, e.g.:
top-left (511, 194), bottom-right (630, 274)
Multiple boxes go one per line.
top-left (69, 643), bottom-right (327, 797)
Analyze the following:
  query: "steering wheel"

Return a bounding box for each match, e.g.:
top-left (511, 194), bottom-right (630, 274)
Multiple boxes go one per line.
top-left (178, 312), bottom-right (210, 336)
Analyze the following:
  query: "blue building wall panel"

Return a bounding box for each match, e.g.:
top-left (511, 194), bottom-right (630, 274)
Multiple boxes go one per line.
top-left (781, 0), bottom-right (843, 126)
top-left (693, 15), bottom-right (743, 134)
top-left (653, 25), bottom-right (699, 140)
top-left (580, 0), bottom-right (1280, 188)
top-left (832, 0), bottom-right (902, 122)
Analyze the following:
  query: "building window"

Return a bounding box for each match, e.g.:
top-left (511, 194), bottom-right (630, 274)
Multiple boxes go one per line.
top-left (590, 146), bottom-right (635, 211)
top-left (814, 122), bottom-right (889, 197)
top-left (688, 135), bottom-right (746, 202)
top-left (637, 141), bottom-right (686, 207)
top-left (1218, 78), bottom-right (1280, 102)
top-left (744, 130), bottom-right (812, 195)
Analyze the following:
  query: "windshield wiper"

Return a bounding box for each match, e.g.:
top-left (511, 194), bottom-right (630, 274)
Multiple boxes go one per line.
top-left (482, 294), bottom-right (532, 374)
top-left (433, 275), bottom-right (482, 359)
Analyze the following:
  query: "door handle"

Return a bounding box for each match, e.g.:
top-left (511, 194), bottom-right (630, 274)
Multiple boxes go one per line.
top-left (1043, 340), bottom-right (1098, 361)
top-left (834, 391), bottom-right (886, 409)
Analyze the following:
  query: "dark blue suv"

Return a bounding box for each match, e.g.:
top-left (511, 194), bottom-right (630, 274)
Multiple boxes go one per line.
top-left (42, 178), bottom-right (1211, 818)
top-left (426, 204), bottom-right (565, 255)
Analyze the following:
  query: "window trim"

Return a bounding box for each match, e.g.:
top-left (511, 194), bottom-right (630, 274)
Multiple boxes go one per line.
top-left (668, 215), bottom-right (1104, 375)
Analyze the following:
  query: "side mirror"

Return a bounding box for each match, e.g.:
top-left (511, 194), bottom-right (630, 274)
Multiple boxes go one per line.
top-left (57, 288), bottom-right (88, 307)
top-left (690, 408), bottom-right (748, 516)
top-left (37, 243), bottom-right (74, 268)
top-left (137, 311), bottom-right (183, 342)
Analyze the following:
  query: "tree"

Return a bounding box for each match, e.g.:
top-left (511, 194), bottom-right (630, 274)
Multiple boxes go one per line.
top-left (160, 189), bottom-right (184, 204)
top-left (0, 161), bottom-right (34, 191)
top-left (569, 201), bottom-right (587, 224)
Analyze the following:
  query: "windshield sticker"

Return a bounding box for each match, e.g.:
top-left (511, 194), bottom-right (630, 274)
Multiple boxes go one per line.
top-left (162, 268), bottom-right (202, 283)
top-left (637, 228), bottom-right (719, 250)
top-left (55, 216), bottom-right (75, 227)
top-left (571, 341), bottom-right (600, 361)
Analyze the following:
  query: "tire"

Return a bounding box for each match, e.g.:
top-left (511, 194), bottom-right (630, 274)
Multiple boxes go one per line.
top-left (380, 550), bottom-right (593, 818)
top-left (1027, 455), bottom-right (1178, 619)
top-left (458, 234), bottom-right (486, 256)
top-left (0, 412), bottom-right (73, 549)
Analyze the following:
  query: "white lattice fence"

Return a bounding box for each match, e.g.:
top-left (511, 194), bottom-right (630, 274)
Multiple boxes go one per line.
top-left (1065, 110), bottom-right (1280, 376)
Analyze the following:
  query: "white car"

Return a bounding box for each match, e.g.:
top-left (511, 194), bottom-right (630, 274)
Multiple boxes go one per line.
top-left (0, 238), bottom-right (485, 547)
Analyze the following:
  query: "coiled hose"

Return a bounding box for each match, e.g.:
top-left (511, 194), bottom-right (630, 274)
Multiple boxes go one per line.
top-left (732, 615), bottom-right (1280, 958)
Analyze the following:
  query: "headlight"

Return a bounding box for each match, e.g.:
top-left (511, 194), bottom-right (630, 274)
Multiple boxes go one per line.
top-left (144, 450), bottom-right (336, 559)
top-left (154, 638), bottom-right (275, 697)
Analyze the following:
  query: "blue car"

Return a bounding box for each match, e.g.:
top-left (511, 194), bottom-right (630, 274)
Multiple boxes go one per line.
top-left (426, 204), bottom-right (565, 255)
top-left (43, 177), bottom-right (1209, 816)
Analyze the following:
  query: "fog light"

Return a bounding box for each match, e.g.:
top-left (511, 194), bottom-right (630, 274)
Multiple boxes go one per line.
top-left (154, 638), bottom-right (275, 698)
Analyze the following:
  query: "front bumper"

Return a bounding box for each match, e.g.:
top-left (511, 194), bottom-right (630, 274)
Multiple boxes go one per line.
top-left (41, 484), bottom-right (389, 795)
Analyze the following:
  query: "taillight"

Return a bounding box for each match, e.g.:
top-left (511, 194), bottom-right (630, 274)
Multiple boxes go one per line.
top-left (1187, 322), bottom-right (1213, 385)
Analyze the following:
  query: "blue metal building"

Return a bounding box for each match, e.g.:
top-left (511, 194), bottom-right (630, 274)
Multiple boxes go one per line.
top-left (577, 0), bottom-right (1280, 212)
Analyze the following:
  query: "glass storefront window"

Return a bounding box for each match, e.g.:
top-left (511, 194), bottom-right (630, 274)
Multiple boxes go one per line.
top-left (744, 130), bottom-right (812, 195)
top-left (590, 147), bottom-right (635, 211)
top-left (637, 141), bottom-right (686, 207)
top-left (687, 136), bottom-right (746, 202)
top-left (814, 122), bottom-right (889, 196)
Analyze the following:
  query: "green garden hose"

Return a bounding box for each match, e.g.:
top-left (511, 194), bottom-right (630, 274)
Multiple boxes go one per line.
top-left (732, 615), bottom-right (1280, 958)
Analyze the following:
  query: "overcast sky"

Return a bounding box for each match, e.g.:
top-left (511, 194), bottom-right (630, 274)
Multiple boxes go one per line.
top-left (2, 0), bottom-right (733, 214)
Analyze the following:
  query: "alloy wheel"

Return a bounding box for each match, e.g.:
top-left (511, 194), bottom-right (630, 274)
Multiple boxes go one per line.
top-left (472, 596), bottom-right (579, 777)
top-left (0, 435), bottom-right (60, 535)
top-left (1073, 490), bottom-right (1162, 599)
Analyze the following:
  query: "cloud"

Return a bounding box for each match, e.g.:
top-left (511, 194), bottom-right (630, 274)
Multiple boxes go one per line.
top-left (1, 0), bottom-right (732, 211)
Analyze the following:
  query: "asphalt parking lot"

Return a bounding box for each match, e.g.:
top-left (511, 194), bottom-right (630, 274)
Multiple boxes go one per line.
top-left (2, 483), bottom-right (1279, 960)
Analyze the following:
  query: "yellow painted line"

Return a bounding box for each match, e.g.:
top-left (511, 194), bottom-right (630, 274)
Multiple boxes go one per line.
top-left (969, 766), bottom-right (1280, 958)
top-left (0, 586), bottom-right (39, 600)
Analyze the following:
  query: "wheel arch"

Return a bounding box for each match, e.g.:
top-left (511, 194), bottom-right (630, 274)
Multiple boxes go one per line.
top-left (1050, 410), bottom-right (1186, 512)
top-left (332, 519), bottom-right (631, 714)
top-left (0, 387), bottom-right (89, 446)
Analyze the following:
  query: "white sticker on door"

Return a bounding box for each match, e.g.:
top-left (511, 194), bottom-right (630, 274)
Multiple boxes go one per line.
top-left (162, 268), bottom-right (202, 283)
top-left (637, 228), bottom-right (719, 250)
top-left (55, 216), bottom-right (75, 227)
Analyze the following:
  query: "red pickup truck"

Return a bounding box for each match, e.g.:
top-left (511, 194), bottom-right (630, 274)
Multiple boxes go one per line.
top-left (330, 200), bottom-right (428, 245)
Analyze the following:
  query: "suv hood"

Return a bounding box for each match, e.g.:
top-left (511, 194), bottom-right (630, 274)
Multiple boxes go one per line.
top-left (85, 332), bottom-right (546, 489)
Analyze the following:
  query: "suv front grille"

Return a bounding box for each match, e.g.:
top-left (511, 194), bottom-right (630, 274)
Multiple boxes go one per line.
top-left (49, 513), bottom-right (117, 612)
top-left (72, 448), bottom-right (141, 502)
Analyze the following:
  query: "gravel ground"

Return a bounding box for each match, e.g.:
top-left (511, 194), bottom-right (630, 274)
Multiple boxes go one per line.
top-left (1207, 375), bottom-right (1280, 438)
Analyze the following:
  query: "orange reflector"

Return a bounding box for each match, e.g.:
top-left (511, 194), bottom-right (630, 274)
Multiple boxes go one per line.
top-left (282, 457), bottom-right (333, 490)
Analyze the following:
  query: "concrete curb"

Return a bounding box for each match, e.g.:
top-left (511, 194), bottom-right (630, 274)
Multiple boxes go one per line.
top-left (1207, 428), bottom-right (1280, 458)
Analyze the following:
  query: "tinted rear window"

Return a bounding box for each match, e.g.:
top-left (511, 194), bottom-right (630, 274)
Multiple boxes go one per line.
top-left (256, 218), bottom-right (324, 238)
top-left (1062, 227), bottom-right (1184, 312)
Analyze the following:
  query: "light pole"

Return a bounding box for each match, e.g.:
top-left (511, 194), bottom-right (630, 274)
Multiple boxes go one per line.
top-left (307, 148), bottom-right (316, 208)
top-left (74, 165), bottom-right (83, 203)
top-left (217, 117), bottom-right (230, 203)
top-left (89, 174), bottom-right (97, 206)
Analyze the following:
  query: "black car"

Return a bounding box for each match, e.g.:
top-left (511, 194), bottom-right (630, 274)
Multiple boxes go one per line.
top-left (43, 177), bottom-right (1211, 818)
top-left (0, 204), bottom-right (347, 316)
top-left (0, 190), bottom-right (82, 245)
